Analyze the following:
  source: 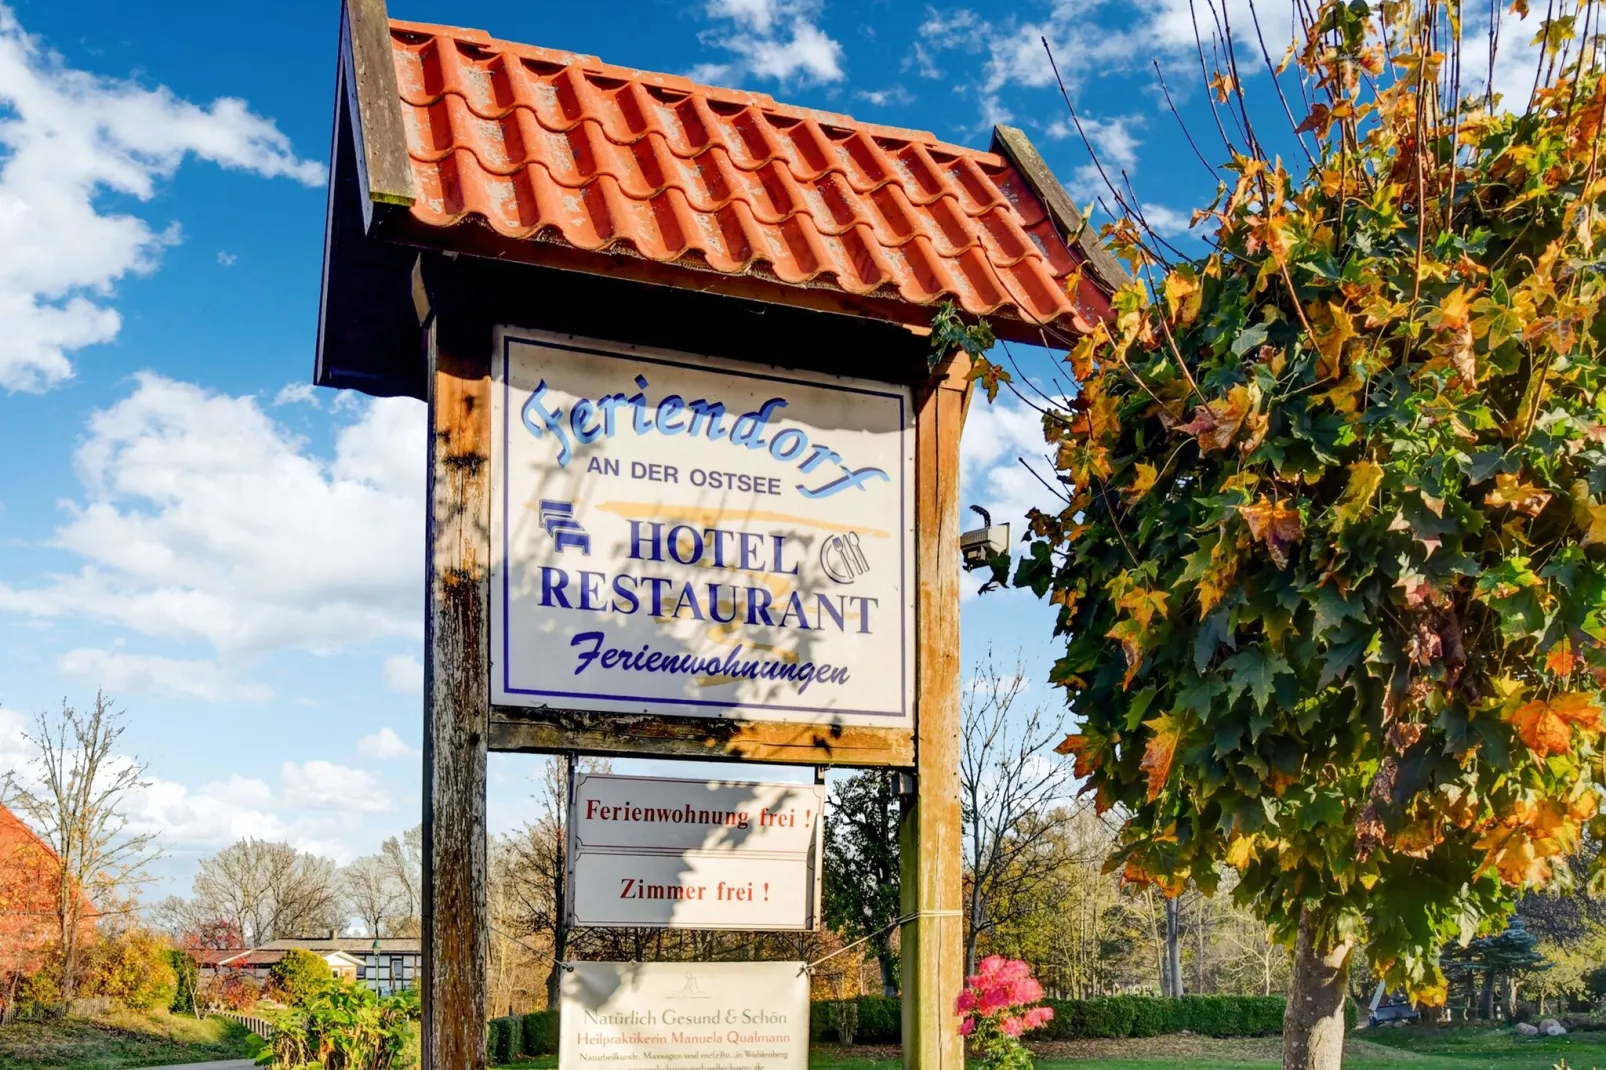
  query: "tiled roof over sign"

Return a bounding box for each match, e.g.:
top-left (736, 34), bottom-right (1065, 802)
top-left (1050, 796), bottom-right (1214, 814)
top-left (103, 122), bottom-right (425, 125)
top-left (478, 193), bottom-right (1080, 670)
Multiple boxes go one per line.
top-left (385, 20), bottom-right (1105, 334)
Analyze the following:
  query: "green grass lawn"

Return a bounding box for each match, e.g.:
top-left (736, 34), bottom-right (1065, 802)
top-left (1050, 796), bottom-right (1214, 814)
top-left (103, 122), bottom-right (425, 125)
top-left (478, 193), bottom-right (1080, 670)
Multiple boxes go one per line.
top-left (0, 1008), bottom-right (253, 1070)
top-left (495, 1024), bottom-right (1606, 1069)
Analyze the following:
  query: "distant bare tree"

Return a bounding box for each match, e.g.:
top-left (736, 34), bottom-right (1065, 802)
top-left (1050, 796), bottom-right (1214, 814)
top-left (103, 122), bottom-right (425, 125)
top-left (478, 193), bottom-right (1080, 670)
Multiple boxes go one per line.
top-left (341, 853), bottom-right (403, 938)
top-left (496, 755), bottom-right (609, 1007)
top-left (377, 826), bottom-right (422, 936)
top-left (190, 839), bottom-right (342, 945)
top-left (1, 693), bottom-right (158, 1001)
top-left (960, 650), bottom-right (1072, 973)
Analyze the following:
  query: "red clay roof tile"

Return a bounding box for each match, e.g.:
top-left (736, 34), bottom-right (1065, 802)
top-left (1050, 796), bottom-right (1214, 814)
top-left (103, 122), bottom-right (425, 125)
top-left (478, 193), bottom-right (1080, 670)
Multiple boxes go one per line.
top-left (384, 20), bottom-right (1100, 334)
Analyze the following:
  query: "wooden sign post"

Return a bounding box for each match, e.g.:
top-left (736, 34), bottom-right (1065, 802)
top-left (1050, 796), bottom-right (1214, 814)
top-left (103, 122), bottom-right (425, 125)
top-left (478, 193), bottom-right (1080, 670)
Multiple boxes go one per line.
top-left (316, 5), bottom-right (1115, 1068)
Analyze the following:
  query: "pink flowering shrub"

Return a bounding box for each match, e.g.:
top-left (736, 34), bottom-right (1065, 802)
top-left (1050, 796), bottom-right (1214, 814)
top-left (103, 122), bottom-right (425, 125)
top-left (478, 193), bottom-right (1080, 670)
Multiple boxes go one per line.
top-left (954, 956), bottom-right (1053, 1069)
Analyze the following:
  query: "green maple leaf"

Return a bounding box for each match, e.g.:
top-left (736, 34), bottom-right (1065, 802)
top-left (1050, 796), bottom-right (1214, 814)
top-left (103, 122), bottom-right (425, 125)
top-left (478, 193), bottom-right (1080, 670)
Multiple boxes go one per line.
top-left (1221, 646), bottom-right (1291, 710)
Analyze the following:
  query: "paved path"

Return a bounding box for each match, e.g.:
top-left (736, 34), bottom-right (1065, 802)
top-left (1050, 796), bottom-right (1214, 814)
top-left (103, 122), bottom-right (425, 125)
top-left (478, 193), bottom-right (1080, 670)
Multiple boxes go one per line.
top-left (126, 1060), bottom-right (255, 1070)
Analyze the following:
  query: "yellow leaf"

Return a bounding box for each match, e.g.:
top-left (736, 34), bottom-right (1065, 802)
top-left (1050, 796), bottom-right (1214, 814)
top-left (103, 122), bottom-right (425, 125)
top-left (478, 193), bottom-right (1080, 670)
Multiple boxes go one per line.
top-left (1163, 267), bottom-right (1204, 326)
top-left (1312, 303), bottom-right (1358, 379)
top-left (1333, 460), bottom-right (1385, 529)
top-left (1434, 285), bottom-right (1474, 331)
top-left (1140, 714), bottom-right (1186, 801)
top-left (1125, 462), bottom-right (1158, 506)
top-left (1196, 539), bottom-right (1240, 619)
top-left (1483, 472), bottom-right (1552, 517)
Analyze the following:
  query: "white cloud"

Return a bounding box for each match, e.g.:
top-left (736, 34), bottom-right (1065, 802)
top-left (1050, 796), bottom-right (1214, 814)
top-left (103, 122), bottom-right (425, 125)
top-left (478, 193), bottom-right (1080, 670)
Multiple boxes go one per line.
top-left (0, 373), bottom-right (425, 656)
top-left (216, 251), bottom-right (237, 266)
top-left (856, 85), bottom-right (915, 107)
top-left (57, 647), bottom-right (272, 702)
top-left (914, 0), bottom-right (1294, 133)
top-left (1139, 203), bottom-right (1195, 238)
top-left (131, 773), bottom-right (290, 847)
top-left (273, 382), bottom-right (319, 407)
top-left (281, 759), bottom-right (392, 813)
top-left (1461, 6), bottom-right (1547, 112)
top-left (0, 5), bottom-right (322, 393)
top-left (694, 0), bottom-right (844, 85)
top-left (382, 653), bottom-right (423, 695)
top-left (357, 726), bottom-right (418, 760)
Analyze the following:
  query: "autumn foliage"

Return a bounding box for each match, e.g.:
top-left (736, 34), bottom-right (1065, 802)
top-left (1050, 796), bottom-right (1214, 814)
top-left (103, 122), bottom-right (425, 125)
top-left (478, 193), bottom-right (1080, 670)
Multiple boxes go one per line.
top-left (1002, 0), bottom-right (1606, 1004)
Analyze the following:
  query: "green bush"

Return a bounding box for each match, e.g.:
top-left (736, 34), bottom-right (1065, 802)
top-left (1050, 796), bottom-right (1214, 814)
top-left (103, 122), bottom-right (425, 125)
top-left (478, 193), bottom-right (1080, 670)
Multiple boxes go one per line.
top-left (169, 947), bottom-right (199, 1014)
top-left (488, 1015), bottom-right (522, 1064)
top-left (1125, 996), bottom-right (1175, 1037)
top-left (267, 948), bottom-right (331, 1008)
top-left (1344, 996), bottom-right (1358, 1033)
top-left (1035, 995), bottom-right (1285, 1040)
top-left (852, 996), bottom-right (900, 1043)
top-left (520, 1010), bottom-right (558, 1056)
top-left (506, 992), bottom-right (1289, 1050)
top-left (808, 996), bottom-right (899, 1044)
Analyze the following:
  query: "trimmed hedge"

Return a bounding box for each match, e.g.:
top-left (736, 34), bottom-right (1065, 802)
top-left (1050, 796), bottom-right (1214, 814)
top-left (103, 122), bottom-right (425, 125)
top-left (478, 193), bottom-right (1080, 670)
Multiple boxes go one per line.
top-left (1011, 995), bottom-right (1288, 1041)
top-left (488, 1015), bottom-right (522, 1064)
top-left (809, 994), bottom-right (1289, 1044)
top-left (502, 993), bottom-right (1310, 1055)
top-left (522, 1010), bottom-right (560, 1056)
top-left (811, 996), bottom-right (901, 1044)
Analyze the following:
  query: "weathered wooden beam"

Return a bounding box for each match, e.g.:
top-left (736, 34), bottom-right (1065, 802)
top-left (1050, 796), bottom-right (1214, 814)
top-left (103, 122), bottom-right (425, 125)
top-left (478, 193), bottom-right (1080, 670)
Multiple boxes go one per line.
top-left (488, 712), bottom-right (914, 768)
top-left (343, 0), bottom-right (415, 222)
top-left (900, 353), bottom-right (969, 1070)
top-left (990, 124), bottom-right (1127, 296)
top-left (422, 313), bottom-right (490, 1070)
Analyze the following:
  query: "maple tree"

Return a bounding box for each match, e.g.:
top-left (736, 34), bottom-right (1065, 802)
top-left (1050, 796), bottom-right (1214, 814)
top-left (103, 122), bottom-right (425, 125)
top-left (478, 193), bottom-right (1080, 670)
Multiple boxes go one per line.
top-left (976, 0), bottom-right (1606, 1065)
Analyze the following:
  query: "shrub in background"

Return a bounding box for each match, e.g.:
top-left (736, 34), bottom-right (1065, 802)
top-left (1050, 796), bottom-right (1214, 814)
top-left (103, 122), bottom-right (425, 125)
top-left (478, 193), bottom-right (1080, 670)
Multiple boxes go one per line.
top-left (203, 971), bottom-right (262, 1011)
top-left (168, 947), bottom-right (200, 1014)
top-left (520, 1010), bottom-right (558, 1056)
top-left (81, 930), bottom-right (178, 1011)
top-left (488, 1014), bottom-right (521, 1064)
top-left (267, 948), bottom-right (332, 1008)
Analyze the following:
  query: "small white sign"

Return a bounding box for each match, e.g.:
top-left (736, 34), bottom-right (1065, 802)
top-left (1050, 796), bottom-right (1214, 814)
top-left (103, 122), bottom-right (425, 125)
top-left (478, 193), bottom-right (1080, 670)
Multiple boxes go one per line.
top-left (489, 328), bottom-right (914, 728)
top-left (568, 772), bottom-right (824, 931)
top-left (559, 961), bottom-right (809, 1070)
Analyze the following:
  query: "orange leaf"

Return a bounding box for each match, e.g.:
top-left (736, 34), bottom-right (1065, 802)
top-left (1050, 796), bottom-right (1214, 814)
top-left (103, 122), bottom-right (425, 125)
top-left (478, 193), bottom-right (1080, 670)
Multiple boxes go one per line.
top-left (1239, 496), bottom-right (1304, 569)
top-left (1508, 692), bottom-right (1603, 757)
top-left (1545, 639), bottom-right (1577, 679)
top-left (1177, 385), bottom-right (1257, 453)
top-left (1139, 714), bottom-right (1185, 801)
top-left (1055, 733), bottom-right (1097, 778)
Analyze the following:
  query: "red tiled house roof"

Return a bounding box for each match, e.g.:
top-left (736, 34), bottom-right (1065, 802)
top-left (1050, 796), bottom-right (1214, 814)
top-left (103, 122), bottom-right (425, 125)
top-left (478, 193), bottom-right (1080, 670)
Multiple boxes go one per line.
top-left (317, 0), bottom-right (1118, 398)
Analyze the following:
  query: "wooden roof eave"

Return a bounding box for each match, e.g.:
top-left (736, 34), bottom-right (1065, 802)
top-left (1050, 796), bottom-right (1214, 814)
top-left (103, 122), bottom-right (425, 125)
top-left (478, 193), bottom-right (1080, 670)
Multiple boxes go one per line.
top-left (314, 0), bottom-right (425, 399)
top-left (990, 124), bottom-right (1129, 300)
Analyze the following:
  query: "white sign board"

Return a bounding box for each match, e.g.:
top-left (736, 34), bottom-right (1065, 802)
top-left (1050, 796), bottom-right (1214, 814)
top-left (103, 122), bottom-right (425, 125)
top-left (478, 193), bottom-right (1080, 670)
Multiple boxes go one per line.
top-left (490, 329), bottom-right (914, 727)
top-left (560, 960), bottom-right (809, 1070)
top-left (568, 772), bottom-right (824, 931)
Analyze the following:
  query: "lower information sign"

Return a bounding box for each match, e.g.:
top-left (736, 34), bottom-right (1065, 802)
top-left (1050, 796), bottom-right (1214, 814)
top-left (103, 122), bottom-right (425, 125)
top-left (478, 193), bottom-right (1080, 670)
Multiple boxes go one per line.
top-left (559, 961), bottom-right (809, 1070)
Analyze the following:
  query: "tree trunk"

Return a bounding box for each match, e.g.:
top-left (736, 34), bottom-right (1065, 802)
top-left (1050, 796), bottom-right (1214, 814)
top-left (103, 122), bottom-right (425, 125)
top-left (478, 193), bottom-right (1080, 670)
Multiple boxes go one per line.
top-left (878, 941), bottom-right (898, 998)
top-left (1165, 897), bottom-right (1183, 997)
top-left (1479, 971), bottom-right (1494, 1020)
top-left (1282, 911), bottom-right (1352, 1070)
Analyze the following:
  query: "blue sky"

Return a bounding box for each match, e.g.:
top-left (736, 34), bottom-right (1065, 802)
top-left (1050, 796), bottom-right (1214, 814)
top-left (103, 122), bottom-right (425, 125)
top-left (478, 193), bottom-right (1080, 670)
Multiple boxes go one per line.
top-left (0, 0), bottom-right (1539, 902)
